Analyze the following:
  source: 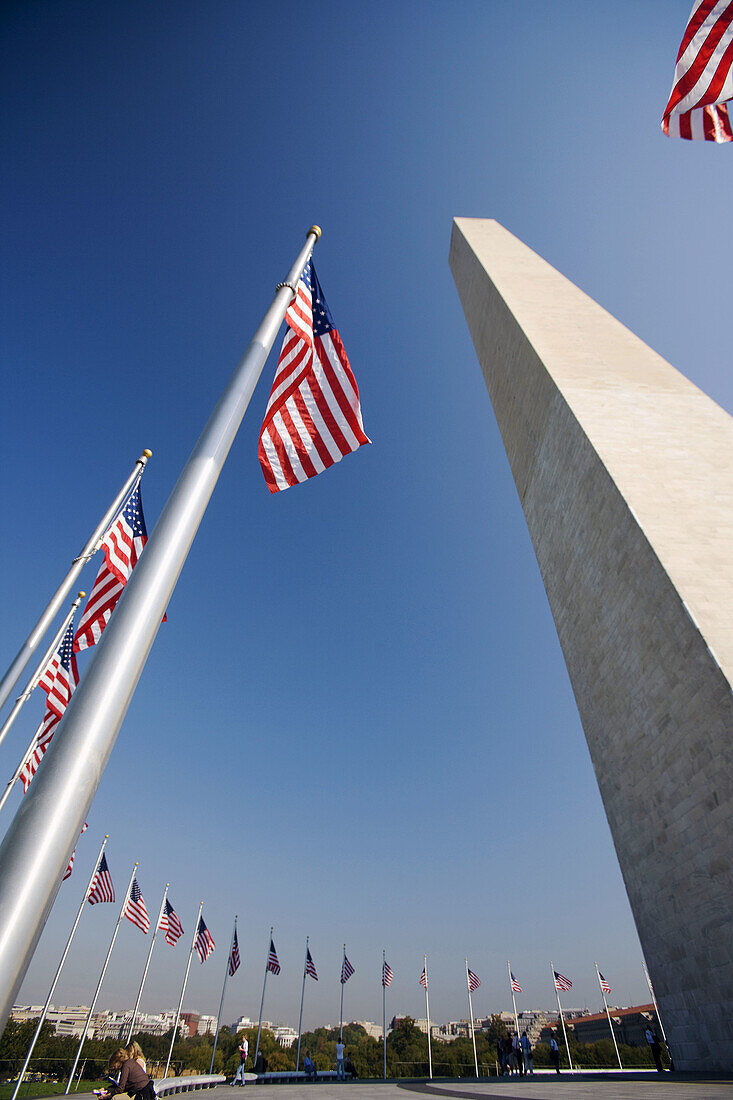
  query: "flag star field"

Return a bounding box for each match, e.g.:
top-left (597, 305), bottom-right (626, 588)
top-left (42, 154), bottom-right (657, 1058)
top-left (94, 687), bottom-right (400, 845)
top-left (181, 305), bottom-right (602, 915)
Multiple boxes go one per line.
top-left (1, 0), bottom-right (732, 1029)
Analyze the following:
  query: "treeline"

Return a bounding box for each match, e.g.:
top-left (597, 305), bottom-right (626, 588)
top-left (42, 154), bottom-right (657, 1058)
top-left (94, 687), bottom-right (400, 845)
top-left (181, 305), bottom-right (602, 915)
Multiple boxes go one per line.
top-left (0, 1015), bottom-right (658, 1082)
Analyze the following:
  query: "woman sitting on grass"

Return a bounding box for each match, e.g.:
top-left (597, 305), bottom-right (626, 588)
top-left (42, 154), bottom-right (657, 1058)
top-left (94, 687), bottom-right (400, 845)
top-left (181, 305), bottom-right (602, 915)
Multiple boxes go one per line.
top-left (96, 1047), bottom-right (155, 1100)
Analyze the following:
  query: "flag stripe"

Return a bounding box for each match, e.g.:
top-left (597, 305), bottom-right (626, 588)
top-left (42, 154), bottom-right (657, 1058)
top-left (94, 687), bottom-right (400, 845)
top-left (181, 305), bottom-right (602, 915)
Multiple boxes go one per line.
top-left (662, 1), bottom-right (733, 141)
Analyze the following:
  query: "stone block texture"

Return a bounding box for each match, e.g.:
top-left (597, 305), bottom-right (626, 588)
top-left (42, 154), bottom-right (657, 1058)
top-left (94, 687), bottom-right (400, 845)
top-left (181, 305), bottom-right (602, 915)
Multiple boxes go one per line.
top-left (450, 218), bottom-right (733, 1071)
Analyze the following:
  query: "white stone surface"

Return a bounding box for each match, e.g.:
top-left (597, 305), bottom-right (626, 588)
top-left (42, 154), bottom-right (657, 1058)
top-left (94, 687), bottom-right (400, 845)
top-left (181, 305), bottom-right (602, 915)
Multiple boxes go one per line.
top-left (449, 217), bottom-right (733, 1072)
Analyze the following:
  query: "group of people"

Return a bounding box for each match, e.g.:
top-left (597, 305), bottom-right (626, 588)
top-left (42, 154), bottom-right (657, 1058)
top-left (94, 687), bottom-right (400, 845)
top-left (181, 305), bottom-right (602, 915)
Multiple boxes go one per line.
top-left (232, 1036), bottom-right (355, 1084)
top-left (232, 1037), bottom-right (269, 1083)
top-left (94, 1042), bottom-right (155, 1100)
top-left (498, 1031), bottom-right (534, 1076)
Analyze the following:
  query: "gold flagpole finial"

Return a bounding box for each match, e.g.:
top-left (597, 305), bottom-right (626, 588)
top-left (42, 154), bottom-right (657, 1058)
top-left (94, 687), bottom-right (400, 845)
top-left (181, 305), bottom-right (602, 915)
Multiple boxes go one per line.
top-left (307, 225), bottom-right (322, 239)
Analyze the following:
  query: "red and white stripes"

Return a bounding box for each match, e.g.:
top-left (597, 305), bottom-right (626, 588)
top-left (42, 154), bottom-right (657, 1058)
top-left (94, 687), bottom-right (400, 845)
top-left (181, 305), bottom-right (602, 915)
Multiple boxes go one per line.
top-left (662, 0), bottom-right (733, 141)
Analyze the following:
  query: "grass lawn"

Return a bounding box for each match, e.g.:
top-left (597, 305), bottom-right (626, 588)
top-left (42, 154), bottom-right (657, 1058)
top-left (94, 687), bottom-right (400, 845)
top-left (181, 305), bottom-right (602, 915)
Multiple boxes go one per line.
top-left (0, 1081), bottom-right (108, 1100)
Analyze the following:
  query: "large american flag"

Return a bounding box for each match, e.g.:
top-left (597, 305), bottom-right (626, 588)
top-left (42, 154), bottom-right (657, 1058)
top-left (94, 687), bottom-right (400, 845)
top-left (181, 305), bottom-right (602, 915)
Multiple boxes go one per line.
top-left (74, 480), bottom-right (149, 651)
top-left (195, 916), bottom-right (216, 963)
top-left (161, 899), bottom-right (184, 945)
top-left (20, 618), bottom-right (80, 790)
top-left (306, 948), bottom-right (318, 981)
top-left (554, 970), bottom-right (573, 992)
top-left (124, 877), bottom-right (150, 933)
top-left (510, 971), bottom-right (523, 994)
top-left (419, 967), bottom-right (427, 989)
top-left (258, 261), bottom-right (370, 492)
top-left (598, 971), bottom-right (612, 995)
top-left (662, 1), bottom-right (733, 141)
top-left (88, 853), bottom-right (115, 904)
top-left (382, 960), bottom-right (393, 988)
top-left (267, 939), bottom-right (281, 975)
top-left (229, 927), bottom-right (241, 976)
top-left (467, 967), bottom-right (481, 992)
top-left (341, 954), bottom-right (355, 984)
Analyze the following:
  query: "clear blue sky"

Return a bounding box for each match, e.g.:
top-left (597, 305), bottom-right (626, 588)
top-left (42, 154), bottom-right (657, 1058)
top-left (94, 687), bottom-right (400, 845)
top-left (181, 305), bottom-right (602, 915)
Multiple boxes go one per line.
top-left (2, 0), bottom-right (731, 1033)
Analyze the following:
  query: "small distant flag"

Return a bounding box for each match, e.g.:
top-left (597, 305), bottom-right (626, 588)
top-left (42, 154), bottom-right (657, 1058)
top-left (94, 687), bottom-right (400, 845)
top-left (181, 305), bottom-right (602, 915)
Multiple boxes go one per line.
top-left (510, 971), bottom-right (523, 994)
top-left (229, 927), bottom-right (241, 976)
top-left (599, 972), bottom-right (612, 995)
top-left (258, 260), bottom-right (370, 493)
top-left (419, 967), bottom-right (428, 989)
top-left (382, 961), bottom-right (393, 988)
top-left (74, 480), bottom-right (152, 651)
top-left (467, 967), bottom-right (481, 992)
top-left (267, 939), bottom-right (281, 975)
top-left (662, 1), bottom-right (733, 141)
top-left (554, 970), bottom-right (573, 992)
top-left (21, 618), bottom-right (80, 790)
top-left (341, 954), bottom-right (355, 984)
top-left (63, 823), bottom-right (88, 881)
top-left (88, 853), bottom-right (115, 904)
top-left (195, 916), bottom-right (216, 963)
top-left (306, 948), bottom-right (318, 981)
top-left (124, 877), bottom-right (150, 933)
top-left (161, 899), bottom-right (184, 945)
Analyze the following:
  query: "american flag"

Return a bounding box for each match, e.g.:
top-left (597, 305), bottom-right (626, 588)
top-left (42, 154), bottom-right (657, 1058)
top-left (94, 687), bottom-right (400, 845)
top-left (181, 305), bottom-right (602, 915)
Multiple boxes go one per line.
top-left (229, 928), bottom-right (241, 976)
top-left (419, 967), bottom-right (427, 989)
top-left (74, 480), bottom-right (150, 651)
top-left (88, 853), bottom-right (115, 904)
top-left (267, 939), bottom-right (281, 975)
top-left (258, 260), bottom-right (370, 492)
top-left (598, 971), bottom-right (612, 995)
top-left (467, 967), bottom-right (481, 992)
top-left (341, 954), bottom-right (355, 984)
top-left (306, 948), bottom-right (318, 981)
top-left (160, 899), bottom-right (184, 945)
top-left (554, 970), bottom-right (573, 992)
top-left (382, 961), bottom-right (393, 988)
top-left (662, 1), bottom-right (733, 141)
top-left (63, 823), bottom-right (88, 881)
top-left (195, 916), bottom-right (215, 963)
top-left (124, 877), bottom-right (150, 933)
top-left (510, 971), bottom-right (522, 994)
top-left (21, 618), bottom-right (80, 790)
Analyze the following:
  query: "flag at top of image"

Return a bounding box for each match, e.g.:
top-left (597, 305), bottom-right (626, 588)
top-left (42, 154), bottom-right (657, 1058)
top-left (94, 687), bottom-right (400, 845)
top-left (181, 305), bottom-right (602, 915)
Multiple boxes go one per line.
top-left (267, 939), bottom-right (281, 975)
top-left (195, 916), bottom-right (215, 963)
top-left (258, 261), bottom-right (370, 492)
top-left (88, 853), bottom-right (115, 904)
top-left (419, 967), bottom-right (427, 989)
top-left (306, 948), bottom-right (318, 981)
top-left (662, 1), bottom-right (733, 141)
top-left (467, 968), bottom-right (481, 992)
top-left (123, 877), bottom-right (150, 933)
top-left (510, 971), bottom-right (522, 994)
top-left (20, 617), bottom-right (80, 790)
top-left (341, 954), bottom-right (355, 983)
top-left (161, 899), bottom-right (184, 945)
top-left (598, 971), bottom-right (612, 995)
top-left (229, 928), bottom-right (241, 976)
top-left (554, 970), bottom-right (572, 992)
top-left (74, 479), bottom-right (153, 651)
top-left (382, 961), bottom-right (393, 988)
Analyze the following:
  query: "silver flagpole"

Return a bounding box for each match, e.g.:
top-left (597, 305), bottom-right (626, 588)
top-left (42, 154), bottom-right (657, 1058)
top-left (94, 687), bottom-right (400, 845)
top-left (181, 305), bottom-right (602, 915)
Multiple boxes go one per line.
top-left (0, 593), bottom-right (84, 754)
top-left (0, 227), bottom-right (321, 1032)
top-left (254, 927), bottom-right (273, 1067)
top-left (11, 835), bottom-right (108, 1100)
top-left (507, 960), bottom-right (519, 1040)
top-left (125, 885), bottom-right (169, 1046)
top-left (0, 453), bottom-right (151, 716)
top-left (165, 901), bottom-right (203, 1080)
top-left (642, 959), bottom-right (670, 1054)
top-left (595, 963), bottom-right (622, 1070)
top-left (339, 945), bottom-right (345, 1042)
top-left (66, 861), bottom-right (138, 1093)
top-left (550, 962), bottom-right (574, 1073)
top-left (382, 951), bottom-right (386, 1081)
top-left (210, 916), bottom-right (236, 1074)
top-left (424, 955), bottom-right (432, 1080)
top-left (295, 937), bottom-right (308, 1072)
top-left (0, 715), bottom-right (46, 818)
top-left (465, 960), bottom-right (478, 1078)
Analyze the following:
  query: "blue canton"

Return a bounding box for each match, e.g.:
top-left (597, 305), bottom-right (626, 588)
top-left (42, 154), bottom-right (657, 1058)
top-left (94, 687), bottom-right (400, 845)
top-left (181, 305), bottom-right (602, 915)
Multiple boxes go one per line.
top-left (301, 261), bottom-right (334, 336)
top-left (123, 483), bottom-right (148, 538)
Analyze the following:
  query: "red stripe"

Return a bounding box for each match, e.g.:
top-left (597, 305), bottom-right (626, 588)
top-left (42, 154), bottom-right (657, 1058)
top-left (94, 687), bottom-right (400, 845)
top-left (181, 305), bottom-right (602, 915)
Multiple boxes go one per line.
top-left (270, 426), bottom-right (299, 488)
top-left (677, 0), bottom-right (720, 60)
top-left (310, 367), bottom-right (350, 457)
top-left (668, 3), bottom-right (733, 111)
top-left (293, 386), bottom-right (333, 470)
top-left (317, 333), bottom-right (370, 446)
top-left (278, 402), bottom-right (319, 481)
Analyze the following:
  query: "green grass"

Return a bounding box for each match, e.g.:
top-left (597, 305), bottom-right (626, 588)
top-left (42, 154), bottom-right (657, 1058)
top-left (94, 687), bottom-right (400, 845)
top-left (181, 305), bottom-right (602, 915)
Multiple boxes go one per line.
top-left (0, 1080), bottom-right (108, 1100)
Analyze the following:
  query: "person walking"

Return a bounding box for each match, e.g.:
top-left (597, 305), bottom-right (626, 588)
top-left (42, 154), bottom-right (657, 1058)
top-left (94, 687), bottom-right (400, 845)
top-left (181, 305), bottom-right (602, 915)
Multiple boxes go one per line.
top-left (233, 1037), bottom-right (249, 1085)
top-left (520, 1032), bottom-right (533, 1075)
top-left (336, 1040), bottom-right (346, 1081)
top-left (549, 1035), bottom-right (561, 1074)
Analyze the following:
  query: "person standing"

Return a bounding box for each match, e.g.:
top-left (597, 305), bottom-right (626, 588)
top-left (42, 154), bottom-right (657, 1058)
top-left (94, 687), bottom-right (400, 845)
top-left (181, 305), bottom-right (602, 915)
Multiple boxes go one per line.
top-left (233, 1037), bottom-right (249, 1085)
top-left (336, 1040), bottom-right (345, 1081)
top-left (512, 1033), bottom-right (524, 1075)
top-left (645, 1026), bottom-right (665, 1072)
top-left (520, 1032), bottom-right (533, 1075)
top-left (549, 1035), bottom-right (560, 1074)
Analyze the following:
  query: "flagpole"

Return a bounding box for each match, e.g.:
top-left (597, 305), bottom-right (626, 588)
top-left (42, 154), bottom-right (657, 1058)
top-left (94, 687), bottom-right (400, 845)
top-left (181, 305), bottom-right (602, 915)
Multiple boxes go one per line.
top-left (11, 835), bottom-right (108, 1100)
top-left (165, 901), bottom-right (203, 1079)
top-left (0, 453), bottom-right (151, 717)
top-left (382, 952), bottom-right (387, 1081)
top-left (0, 227), bottom-right (321, 1033)
top-left (550, 962), bottom-right (573, 1073)
top-left (125, 885), bottom-right (169, 1046)
top-left (210, 917), bottom-right (237, 1074)
top-left (0, 715), bottom-right (46, 818)
top-left (295, 937), bottom-right (309, 1072)
top-left (424, 955), bottom-right (432, 1080)
top-left (642, 960), bottom-right (669, 1047)
top-left (66, 861), bottom-right (138, 1093)
top-left (254, 927), bottom-right (273, 1067)
top-left (507, 960), bottom-right (519, 1038)
top-left (595, 963), bottom-right (622, 1070)
top-left (0, 593), bottom-right (84, 755)
top-left (339, 944), bottom-right (346, 1042)
top-left (465, 960), bottom-right (478, 1078)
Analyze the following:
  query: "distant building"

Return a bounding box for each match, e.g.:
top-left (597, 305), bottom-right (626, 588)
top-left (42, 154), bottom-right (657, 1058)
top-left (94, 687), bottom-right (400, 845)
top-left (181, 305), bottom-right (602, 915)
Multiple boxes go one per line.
top-left (272, 1026), bottom-right (298, 1048)
top-left (196, 1015), bottom-right (218, 1036)
top-left (540, 1003), bottom-right (659, 1047)
top-left (351, 1021), bottom-right (385, 1040)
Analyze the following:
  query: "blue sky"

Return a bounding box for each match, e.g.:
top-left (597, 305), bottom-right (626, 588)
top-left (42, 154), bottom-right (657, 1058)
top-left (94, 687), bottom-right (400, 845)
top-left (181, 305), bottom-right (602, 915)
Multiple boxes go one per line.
top-left (2, 0), bottom-right (731, 1033)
